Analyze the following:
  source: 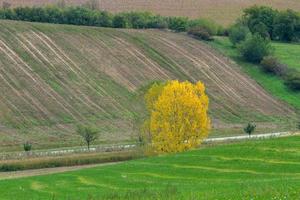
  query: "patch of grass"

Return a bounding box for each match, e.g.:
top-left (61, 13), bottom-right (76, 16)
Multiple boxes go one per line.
top-left (0, 136), bottom-right (299, 199)
top-left (272, 42), bottom-right (300, 72)
top-left (209, 37), bottom-right (300, 110)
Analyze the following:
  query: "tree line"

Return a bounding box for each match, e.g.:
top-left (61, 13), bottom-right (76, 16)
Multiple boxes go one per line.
top-left (0, 5), bottom-right (224, 36)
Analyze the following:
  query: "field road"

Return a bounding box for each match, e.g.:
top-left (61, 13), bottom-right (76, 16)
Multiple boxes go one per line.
top-left (0, 131), bottom-right (299, 180)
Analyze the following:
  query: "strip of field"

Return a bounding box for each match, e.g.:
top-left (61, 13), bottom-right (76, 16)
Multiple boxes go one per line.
top-left (0, 20), bottom-right (296, 151)
top-left (0, 136), bottom-right (299, 199)
top-left (0, 0), bottom-right (299, 25)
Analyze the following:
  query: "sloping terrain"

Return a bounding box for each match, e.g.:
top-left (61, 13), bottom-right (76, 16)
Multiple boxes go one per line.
top-left (0, 20), bottom-right (295, 150)
top-left (0, 0), bottom-right (299, 25)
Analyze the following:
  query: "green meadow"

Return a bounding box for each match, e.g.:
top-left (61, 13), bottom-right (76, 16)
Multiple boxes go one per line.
top-left (0, 136), bottom-right (299, 200)
top-left (209, 37), bottom-right (300, 110)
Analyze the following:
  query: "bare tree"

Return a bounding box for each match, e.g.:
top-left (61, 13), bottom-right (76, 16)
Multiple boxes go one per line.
top-left (77, 125), bottom-right (98, 150)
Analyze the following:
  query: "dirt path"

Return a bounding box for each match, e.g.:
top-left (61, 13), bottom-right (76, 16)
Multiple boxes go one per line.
top-left (0, 162), bottom-right (121, 181)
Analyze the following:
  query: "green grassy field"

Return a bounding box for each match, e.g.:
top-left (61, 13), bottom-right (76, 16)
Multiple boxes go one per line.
top-left (0, 136), bottom-right (299, 200)
top-left (209, 37), bottom-right (300, 110)
top-left (273, 42), bottom-right (300, 72)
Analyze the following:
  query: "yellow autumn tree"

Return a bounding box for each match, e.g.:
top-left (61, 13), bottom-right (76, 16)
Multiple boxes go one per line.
top-left (144, 80), bottom-right (210, 153)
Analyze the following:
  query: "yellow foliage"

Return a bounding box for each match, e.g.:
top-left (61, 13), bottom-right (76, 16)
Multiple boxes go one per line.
top-left (144, 80), bottom-right (210, 153)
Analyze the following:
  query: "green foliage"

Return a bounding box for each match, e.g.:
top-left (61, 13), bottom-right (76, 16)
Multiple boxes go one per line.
top-left (273, 10), bottom-right (300, 42)
top-left (188, 18), bottom-right (222, 35)
top-left (228, 24), bottom-right (250, 46)
top-left (243, 122), bottom-right (256, 136)
top-left (188, 27), bottom-right (213, 41)
top-left (243, 5), bottom-right (277, 38)
top-left (23, 142), bottom-right (32, 152)
top-left (241, 5), bottom-right (300, 41)
top-left (238, 34), bottom-right (273, 63)
top-left (112, 13), bottom-right (129, 28)
top-left (0, 6), bottom-right (225, 34)
top-left (284, 70), bottom-right (300, 91)
top-left (260, 56), bottom-right (287, 76)
top-left (77, 125), bottom-right (99, 150)
top-left (167, 16), bottom-right (189, 32)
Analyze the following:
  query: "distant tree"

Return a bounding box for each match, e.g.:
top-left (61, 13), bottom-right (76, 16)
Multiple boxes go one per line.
top-left (238, 34), bottom-right (273, 63)
top-left (77, 125), bottom-right (98, 150)
top-left (244, 123), bottom-right (256, 137)
top-left (243, 5), bottom-right (277, 39)
top-left (273, 9), bottom-right (300, 42)
top-left (23, 142), bottom-right (32, 152)
top-left (228, 24), bottom-right (250, 46)
top-left (297, 121), bottom-right (300, 130)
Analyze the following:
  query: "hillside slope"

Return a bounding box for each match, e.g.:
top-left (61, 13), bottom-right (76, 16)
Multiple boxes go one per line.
top-left (0, 20), bottom-right (295, 150)
top-left (0, 0), bottom-right (299, 25)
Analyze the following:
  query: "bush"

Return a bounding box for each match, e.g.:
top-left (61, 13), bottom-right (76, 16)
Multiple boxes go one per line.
top-left (284, 70), bottom-right (300, 91)
top-left (188, 27), bottom-right (213, 41)
top-left (238, 34), bottom-right (273, 63)
top-left (260, 56), bottom-right (287, 76)
top-left (188, 18), bottom-right (221, 35)
top-left (229, 25), bottom-right (250, 46)
top-left (23, 142), bottom-right (32, 152)
top-left (168, 16), bottom-right (188, 32)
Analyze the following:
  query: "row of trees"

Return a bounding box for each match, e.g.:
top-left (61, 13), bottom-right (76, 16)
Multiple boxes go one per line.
top-left (241, 6), bottom-right (300, 42)
top-left (0, 5), bottom-right (224, 35)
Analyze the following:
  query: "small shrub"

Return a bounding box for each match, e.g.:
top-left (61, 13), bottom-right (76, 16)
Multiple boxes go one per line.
top-left (238, 34), bottom-right (273, 63)
top-left (188, 18), bottom-right (221, 35)
top-left (228, 25), bottom-right (250, 46)
top-left (260, 56), bottom-right (287, 76)
top-left (188, 27), bottom-right (213, 41)
top-left (168, 16), bottom-right (188, 32)
top-left (244, 123), bottom-right (256, 136)
top-left (23, 142), bottom-right (32, 152)
top-left (284, 70), bottom-right (300, 91)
